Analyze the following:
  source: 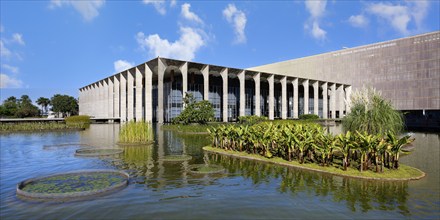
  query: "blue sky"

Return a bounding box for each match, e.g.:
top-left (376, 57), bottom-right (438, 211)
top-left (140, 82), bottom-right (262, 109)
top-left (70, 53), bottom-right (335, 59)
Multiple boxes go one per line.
top-left (1, 0), bottom-right (439, 103)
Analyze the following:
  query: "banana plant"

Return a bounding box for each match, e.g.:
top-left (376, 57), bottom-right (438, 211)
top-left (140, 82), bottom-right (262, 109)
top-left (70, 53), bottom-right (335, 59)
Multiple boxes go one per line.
top-left (356, 131), bottom-right (378, 172)
top-left (336, 131), bottom-right (355, 171)
top-left (386, 132), bottom-right (415, 169)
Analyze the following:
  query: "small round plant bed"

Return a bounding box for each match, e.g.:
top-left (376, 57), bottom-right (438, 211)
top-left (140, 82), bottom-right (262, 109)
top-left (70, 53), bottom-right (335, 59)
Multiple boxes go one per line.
top-left (162, 155), bottom-right (192, 162)
top-left (188, 164), bottom-right (225, 174)
top-left (16, 170), bottom-right (129, 202)
top-left (75, 148), bottom-right (123, 157)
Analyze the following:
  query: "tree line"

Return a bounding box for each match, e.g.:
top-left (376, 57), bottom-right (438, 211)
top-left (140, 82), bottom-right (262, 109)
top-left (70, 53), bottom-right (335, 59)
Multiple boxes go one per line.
top-left (0, 94), bottom-right (78, 118)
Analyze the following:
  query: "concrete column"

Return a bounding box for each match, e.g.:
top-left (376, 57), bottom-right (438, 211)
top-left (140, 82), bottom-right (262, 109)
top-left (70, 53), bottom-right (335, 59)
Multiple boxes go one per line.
top-left (321, 82), bottom-right (328, 119)
top-left (221, 68), bottom-right (228, 122)
top-left (79, 89), bottom-right (83, 115)
top-left (157, 58), bottom-right (166, 123)
top-left (144, 63), bottom-right (153, 122)
top-left (114, 75), bottom-right (120, 118)
top-left (313, 81), bottom-right (319, 116)
top-left (120, 72), bottom-right (127, 122)
top-left (268, 74), bottom-right (274, 120)
top-left (99, 81), bottom-right (104, 118)
top-left (202, 65), bottom-right (209, 101)
top-left (281, 76), bottom-right (287, 119)
top-left (92, 84), bottom-right (97, 117)
top-left (339, 85), bottom-right (345, 118)
top-left (135, 67), bottom-right (143, 121)
top-left (238, 70), bottom-right (245, 117)
top-left (253, 72), bottom-right (261, 116)
top-left (109, 77), bottom-right (114, 118)
top-left (180, 62), bottom-right (188, 101)
top-left (345, 85), bottom-right (352, 114)
top-left (292, 78), bottom-right (299, 118)
top-left (303, 79), bottom-right (309, 115)
top-left (127, 69), bottom-right (134, 121)
top-left (331, 83), bottom-right (336, 119)
top-left (103, 79), bottom-right (109, 118)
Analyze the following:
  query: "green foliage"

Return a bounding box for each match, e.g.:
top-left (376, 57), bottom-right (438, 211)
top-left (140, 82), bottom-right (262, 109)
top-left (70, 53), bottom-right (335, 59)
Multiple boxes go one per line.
top-left (208, 122), bottom-right (414, 172)
top-left (51, 94), bottom-right (78, 117)
top-left (343, 87), bottom-right (404, 135)
top-left (0, 95), bottom-right (39, 118)
top-left (237, 115), bottom-right (268, 125)
top-left (299, 114), bottom-right (319, 120)
top-left (119, 121), bottom-right (154, 144)
top-left (0, 122), bottom-right (70, 132)
top-left (172, 93), bottom-right (214, 125)
top-left (65, 115), bottom-right (91, 128)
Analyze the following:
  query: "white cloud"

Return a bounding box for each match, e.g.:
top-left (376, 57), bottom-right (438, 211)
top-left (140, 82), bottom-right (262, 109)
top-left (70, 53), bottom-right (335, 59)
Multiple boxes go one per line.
top-left (311, 21), bottom-right (326, 40)
top-left (49, 0), bottom-right (105, 21)
top-left (143, 0), bottom-right (166, 15)
top-left (170, 0), bottom-right (177, 8)
top-left (304, 0), bottom-right (327, 41)
top-left (305, 0), bottom-right (326, 19)
top-left (2, 64), bottom-right (19, 74)
top-left (114, 60), bottom-right (134, 73)
top-left (348, 14), bottom-right (369, 28)
top-left (0, 40), bottom-right (11, 58)
top-left (0, 73), bottom-right (23, 88)
top-left (181, 3), bottom-right (203, 24)
top-left (12, 33), bottom-right (25, 45)
top-left (365, 1), bottom-right (429, 36)
top-left (136, 26), bottom-right (205, 61)
top-left (223, 4), bottom-right (247, 44)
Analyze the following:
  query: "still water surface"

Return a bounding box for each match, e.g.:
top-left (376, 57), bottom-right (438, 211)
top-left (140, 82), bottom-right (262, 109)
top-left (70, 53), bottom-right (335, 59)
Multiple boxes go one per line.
top-left (1, 124), bottom-right (439, 219)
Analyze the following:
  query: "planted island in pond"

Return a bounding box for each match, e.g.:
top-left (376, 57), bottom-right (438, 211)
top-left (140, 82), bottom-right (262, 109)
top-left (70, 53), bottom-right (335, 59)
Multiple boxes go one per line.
top-left (16, 170), bottom-right (129, 201)
top-left (118, 121), bottom-right (154, 145)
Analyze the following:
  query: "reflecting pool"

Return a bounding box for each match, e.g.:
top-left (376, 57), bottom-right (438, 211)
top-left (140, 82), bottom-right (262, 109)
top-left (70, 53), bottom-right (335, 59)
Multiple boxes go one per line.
top-left (1, 124), bottom-right (439, 219)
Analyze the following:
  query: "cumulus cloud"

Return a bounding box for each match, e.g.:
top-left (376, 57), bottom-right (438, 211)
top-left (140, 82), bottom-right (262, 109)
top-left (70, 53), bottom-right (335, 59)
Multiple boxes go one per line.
top-left (136, 26), bottom-right (205, 61)
top-left (348, 14), bottom-right (369, 28)
top-left (365, 1), bottom-right (429, 35)
top-left (49, 0), bottom-right (105, 21)
top-left (223, 4), bottom-right (247, 44)
top-left (114, 60), bottom-right (134, 73)
top-left (2, 64), bottom-right (19, 74)
top-left (0, 40), bottom-right (11, 58)
top-left (0, 73), bottom-right (23, 88)
top-left (143, 0), bottom-right (166, 15)
top-left (181, 3), bottom-right (203, 24)
top-left (304, 0), bottom-right (327, 41)
top-left (12, 33), bottom-right (25, 45)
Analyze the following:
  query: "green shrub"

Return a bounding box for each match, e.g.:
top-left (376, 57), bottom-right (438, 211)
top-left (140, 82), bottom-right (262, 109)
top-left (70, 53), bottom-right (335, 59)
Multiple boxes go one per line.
top-left (238, 115), bottom-right (268, 125)
top-left (65, 115), bottom-right (90, 128)
top-left (342, 87), bottom-right (403, 135)
top-left (172, 93), bottom-right (214, 125)
top-left (119, 121), bottom-right (154, 144)
top-left (299, 114), bottom-right (319, 120)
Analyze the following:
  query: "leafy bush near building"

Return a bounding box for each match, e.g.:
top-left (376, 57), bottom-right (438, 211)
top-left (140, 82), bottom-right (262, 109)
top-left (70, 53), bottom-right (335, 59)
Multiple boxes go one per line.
top-left (299, 114), bottom-right (319, 120)
top-left (172, 93), bottom-right (214, 125)
top-left (343, 87), bottom-right (404, 135)
top-left (237, 115), bottom-right (268, 125)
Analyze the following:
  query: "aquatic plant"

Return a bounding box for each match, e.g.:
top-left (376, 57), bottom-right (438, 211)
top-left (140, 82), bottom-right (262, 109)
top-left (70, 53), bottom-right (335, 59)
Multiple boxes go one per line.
top-left (118, 121), bottom-right (154, 144)
top-left (65, 115), bottom-right (90, 128)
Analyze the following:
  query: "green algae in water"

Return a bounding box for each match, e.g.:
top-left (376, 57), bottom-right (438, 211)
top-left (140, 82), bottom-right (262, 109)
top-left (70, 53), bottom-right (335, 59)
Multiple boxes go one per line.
top-left (21, 173), bottom-right (126, 194)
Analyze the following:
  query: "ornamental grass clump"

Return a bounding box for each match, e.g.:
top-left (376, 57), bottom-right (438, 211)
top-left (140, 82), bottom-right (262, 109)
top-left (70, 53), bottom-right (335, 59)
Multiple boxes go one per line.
top-left (119, 121), bottom-right (154, 144)
top-left (65, 115), bottom-right (91, 129)
top-left (343, 87), bottom-right (404, 135)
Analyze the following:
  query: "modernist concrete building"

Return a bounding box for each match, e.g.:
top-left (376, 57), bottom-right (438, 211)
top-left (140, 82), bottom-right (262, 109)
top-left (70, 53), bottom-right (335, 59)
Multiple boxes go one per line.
top-left (79, 31), bottom-right (439, 126)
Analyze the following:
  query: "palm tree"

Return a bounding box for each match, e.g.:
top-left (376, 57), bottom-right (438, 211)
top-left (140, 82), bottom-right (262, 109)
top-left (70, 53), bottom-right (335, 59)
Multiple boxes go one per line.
top-left (36, 97), bottom-right (50, 116)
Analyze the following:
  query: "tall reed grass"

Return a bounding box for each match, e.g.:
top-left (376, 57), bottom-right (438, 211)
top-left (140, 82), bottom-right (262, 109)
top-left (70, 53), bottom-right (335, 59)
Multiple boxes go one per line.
top-left (119, 121), bottom-right (154, 144)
